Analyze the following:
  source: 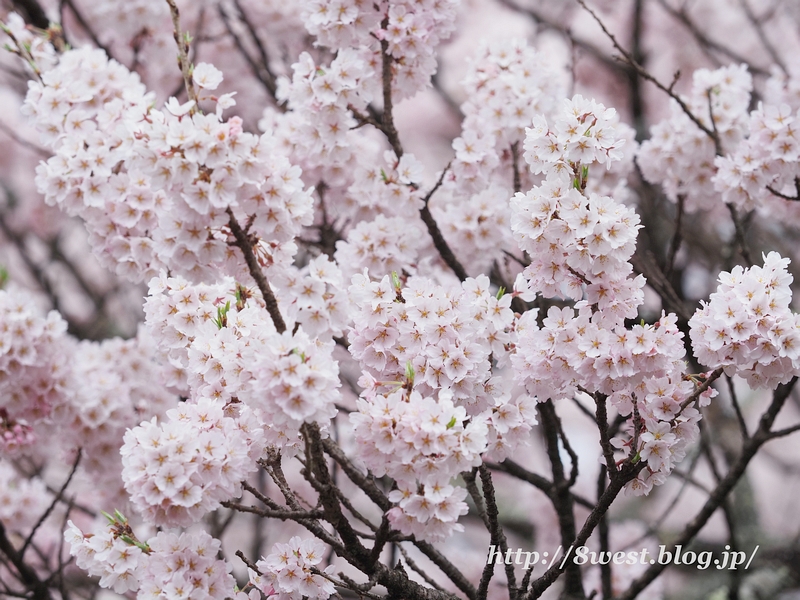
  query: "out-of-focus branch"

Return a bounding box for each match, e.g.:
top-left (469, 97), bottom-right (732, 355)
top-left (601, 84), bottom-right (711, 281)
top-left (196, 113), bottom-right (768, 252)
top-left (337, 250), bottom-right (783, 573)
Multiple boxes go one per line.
top-left (736, 0), bottom-right (787, 75)
top-left (653, 0), bottom-right (770, 76)
top-left (61, 0), bottom-right (113, 59)
top-left (0, 520), bottom-right (52, 600)
top-left (10, 0), bottom-right (49, 29)
top-left (217, 1), bottom-right (282, 105)
top-left (496, 0), bottom-right (630, 75)
top-left (665, 194), bottom-right (684, 280)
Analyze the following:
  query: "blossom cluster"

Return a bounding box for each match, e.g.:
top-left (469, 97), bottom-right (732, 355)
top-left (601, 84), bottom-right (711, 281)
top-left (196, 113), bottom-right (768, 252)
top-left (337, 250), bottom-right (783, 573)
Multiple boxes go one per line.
top-left (352, 386), bottom-right (481, 541)
top-left (638, 64), bottom-right (752, 212)
top-left (250, 536), bottom-right (336, 600)
top-left (272, 255), bottom-right (351, 338)
top-left (0, 460), bottom-right (48, 533)
top-left (0, 288), bottom-right (70, 428)
top-left (120, 397), bottom-right (263, 526)
top-left (448, 39), bottom-right (566, 192)
top-left (65, 519), bottom-right (144, 593)
top-left (348, 274), bottom-right (535, 539)
top-left (144, 272), bottom-right (340, 452)
top-left (302, 0), bottom-right (459, 101)
top-left (509, 93), bottom-right (714, 494)
top-left (714, 102), bottom-right (800, 214)
top-left (348, 273), bottom-right (513, 404)
top-left (55, 332), bottom-right (175, 499)
top-left (512, 95), bottom-right (642, 322)
top-left (271, 48), bottom-right (375, 189)
top-left (66, 519), bottom-right (236, 599)
top-left (689, 252), bottom-right (800, 389)
top-left (334, 214), bottom-right (426, 281)
top-left (25, 45), bottom-right (313, 284)
top-left (434, 185), bottom-right (514, 276)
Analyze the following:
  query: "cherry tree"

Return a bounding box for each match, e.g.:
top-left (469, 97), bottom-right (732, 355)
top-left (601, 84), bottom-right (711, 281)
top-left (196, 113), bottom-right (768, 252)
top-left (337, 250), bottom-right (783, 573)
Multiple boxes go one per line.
top-left (1, 1), bottom-right (800, 599)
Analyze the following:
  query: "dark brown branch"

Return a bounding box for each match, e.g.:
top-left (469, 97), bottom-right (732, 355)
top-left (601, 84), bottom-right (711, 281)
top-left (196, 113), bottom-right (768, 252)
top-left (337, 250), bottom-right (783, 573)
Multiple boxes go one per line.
top-left (471, 466), bottom-right (516, 600)
top-left (596, 467), bottom-right (612, 600)
top-left (665, 194), bottom-right (685, 280)
top-left (378, 25), bottom-right (403, 158)
top-left (220, 501), bottom-right (324, 520)
top-left (487, 460), bottom-right (594, 510)
top-left (419, 163), bottom-right (468, 281)
top-left (766, 180), bottom-right (800, 201)
top-left (592, 393), bottom-right (617, 481)
top-left (526, 461), bottom-right (645, 598)
top-left (538, 401), bottom-right (584, 598)
top-left (618, 377), bottom-right (798, 599)
top-left (226, 208), bottom-right (286, 333)
top-left (321, 439), bottom-right (476, 599)
top-left (510, 142), bottom-right (521, 194)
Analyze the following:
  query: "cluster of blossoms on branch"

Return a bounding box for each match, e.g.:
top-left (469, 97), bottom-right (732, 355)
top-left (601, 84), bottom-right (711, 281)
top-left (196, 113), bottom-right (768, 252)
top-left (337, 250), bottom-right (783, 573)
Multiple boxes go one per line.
top-left (348, 273), bottom-right (534, 539)
top-left (27, 45), bottom-right (313, 283)
top-left (689, 252), bottom-right (800, 389)
top-left (637, 63), bottom-right (752, 212)
top-left (143, 272), bottom-right (341, 456)
top-left (510, 96), bottom-right (713, 494)
top-left (250, 536), bottom-right (337, 600)
top-left (66, 516), bottom-right (237, 599)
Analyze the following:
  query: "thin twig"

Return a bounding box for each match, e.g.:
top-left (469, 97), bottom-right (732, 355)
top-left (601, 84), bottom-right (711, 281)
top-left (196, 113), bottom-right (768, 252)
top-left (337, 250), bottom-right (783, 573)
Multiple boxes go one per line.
top-left (20, 452), bottom-right (81, 559)
top-left (165, 0), bottom-right (198, 107)
top-left (226, 208), bottom-right (286, 333)
top-left (726, 375), bottom-right (749, 440)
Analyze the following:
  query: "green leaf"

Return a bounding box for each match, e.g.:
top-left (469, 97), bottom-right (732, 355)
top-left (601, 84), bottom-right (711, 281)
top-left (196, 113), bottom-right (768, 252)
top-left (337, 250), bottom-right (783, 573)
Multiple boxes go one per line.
top-left (496, 286), bottom-right (505, 299)
top-left (405, 361), bottom-right (415, 385)
top-left (446, 416), bottom-right (457, 429)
